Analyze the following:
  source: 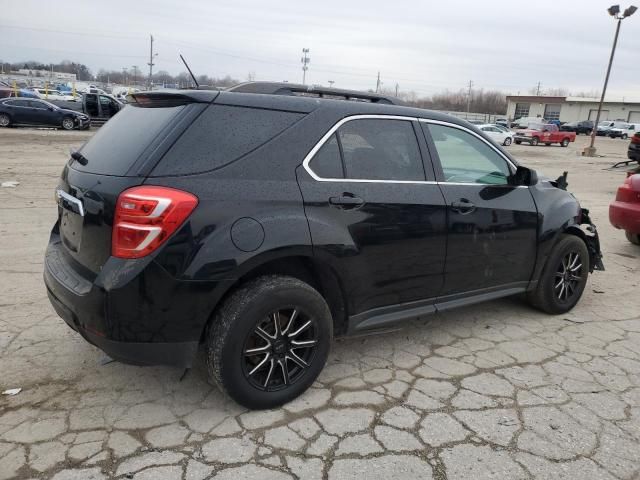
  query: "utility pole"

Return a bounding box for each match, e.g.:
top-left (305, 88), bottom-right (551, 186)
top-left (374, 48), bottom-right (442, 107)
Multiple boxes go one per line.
top-left (147, 34), bottom-right (156, 91)
top-left (328, 80), bottom-right (335, 88)
top-left (395, 83), bottom-right (399, 96)
top-left (466, 80), bottom-right (473, 112)
top-left (376, 72), bottom-right (381, 93)
top-left (536, 81), bottom-right (542, 96)
top-left (132, 66), bottom-right (138, 86)
top-left (301, 48), bottom-right (310, 85)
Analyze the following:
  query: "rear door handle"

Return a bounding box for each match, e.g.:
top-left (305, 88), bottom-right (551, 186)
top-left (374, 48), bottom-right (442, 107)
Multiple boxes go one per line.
top-left (451, 199), bottom-right (476, 214)
top-left (329, 194), bottom-right (364, 209)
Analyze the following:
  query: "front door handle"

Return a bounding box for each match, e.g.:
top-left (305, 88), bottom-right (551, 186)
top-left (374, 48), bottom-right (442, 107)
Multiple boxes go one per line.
top-left (451, 199), bottom-right (476, 214)
top-left (329, 194), bottom-right (364, 209)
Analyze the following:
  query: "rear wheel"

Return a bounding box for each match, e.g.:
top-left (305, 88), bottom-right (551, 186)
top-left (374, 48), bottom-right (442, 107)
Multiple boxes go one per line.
top-left (561, 138), bottom-right (570, 147)
top-left (515, 140), bottom-right (522, 145)
top-left (626, 231), bottom-right (640, 245)
top-left (61, 117), bottom-right (75, 130)
top-left (527, 234), bottom-right (589, 314)
top-left (0, 113), bottom-right (10, 127)
top-left (206, 275), bottom-right (332, 409)
top-left (531, 137), bottom-right (539, 146)
top-left (622, 134), bottom-right (628, 140)
top-left (503, 137), bottom-right (512, 146)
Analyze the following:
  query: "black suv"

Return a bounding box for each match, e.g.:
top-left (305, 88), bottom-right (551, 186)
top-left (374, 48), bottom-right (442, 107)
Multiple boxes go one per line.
top-left (560, 120), bottom-right (594, 135)
top-left (45, 82), bottom-right (604, 409)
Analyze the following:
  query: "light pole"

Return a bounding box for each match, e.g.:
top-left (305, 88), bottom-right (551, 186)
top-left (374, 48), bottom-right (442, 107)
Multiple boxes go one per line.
top-left (301, 48), bottom-right (310, 85)
top-left (585, 4), bottom-right (637, 156)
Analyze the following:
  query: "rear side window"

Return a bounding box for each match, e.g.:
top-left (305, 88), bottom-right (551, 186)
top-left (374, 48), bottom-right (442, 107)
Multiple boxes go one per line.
top-left (75, 104), bottom-right (186, 175)
top-left (338, 119), bottom-right (424, 181)
top-left (308, 134), bottom-right (344, 179)
top-left (152, 105), bottom-right (304, 176)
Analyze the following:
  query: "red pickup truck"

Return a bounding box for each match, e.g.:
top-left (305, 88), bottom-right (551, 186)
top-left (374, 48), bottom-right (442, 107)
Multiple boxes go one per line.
top-left (514, 123), bottom-right (576, 147)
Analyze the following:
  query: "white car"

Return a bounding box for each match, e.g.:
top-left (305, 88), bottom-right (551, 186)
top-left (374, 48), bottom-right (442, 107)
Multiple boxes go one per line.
top-left (32, 89), bottom-right (78, 101)
top-left (478, 124), bottom-right (514, 146)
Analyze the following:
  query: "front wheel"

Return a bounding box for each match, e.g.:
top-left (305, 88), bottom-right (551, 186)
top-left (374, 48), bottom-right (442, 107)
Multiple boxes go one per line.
top-left (561, 138), bottom-right (570, 147)
top-left (503, 137), bottom-right (512, 146)
top-left (206, 275), bottom-right (332, 409)
top-left (61, 117), bottom-right (75, 130)
top-left (626, 231), bottom-right (640, 245)
top-left (527, 234), bottom-right (589, 314)
top-left (0, 113), bottom-right (10, 127)
top-left (622, 134), bottom-right (628, 140)
top-left (531, 137), bottom-right (539, 146)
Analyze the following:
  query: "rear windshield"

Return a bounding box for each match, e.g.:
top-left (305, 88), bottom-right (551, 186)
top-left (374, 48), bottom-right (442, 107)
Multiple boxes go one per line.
top-left (73, 104), bottom-right (186, 175)
top-left (151, 104), bottom-right (304, 176)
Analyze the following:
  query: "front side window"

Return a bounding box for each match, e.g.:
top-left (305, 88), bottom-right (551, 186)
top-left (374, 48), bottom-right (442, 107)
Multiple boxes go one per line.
top-left (29, 101), bottom-right (47, 110)
top-left (427, 124), bottom-right (512, 185)
top-left (336, 119), bottom-right (424, 181)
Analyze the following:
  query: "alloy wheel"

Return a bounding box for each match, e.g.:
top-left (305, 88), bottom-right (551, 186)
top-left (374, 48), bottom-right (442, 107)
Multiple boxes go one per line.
top-left (554, 251), bottom-right (583, 302)
top-left (62, 118), bottom-right (74, 130)
top-left (0, 114), bottom-right (9, 127)
top-left (242, 308), bottom-right (318, 391)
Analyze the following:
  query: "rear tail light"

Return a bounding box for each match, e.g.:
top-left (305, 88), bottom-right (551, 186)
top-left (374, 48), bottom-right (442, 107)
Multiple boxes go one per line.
top-left (631, 134), bottom-right (640, 144)
top-left (112, 186), bottom-right (198, 259)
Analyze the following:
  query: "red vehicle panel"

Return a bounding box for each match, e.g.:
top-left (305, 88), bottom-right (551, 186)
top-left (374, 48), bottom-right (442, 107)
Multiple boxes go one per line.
top-left (609, 173), bottom-right (640, 244)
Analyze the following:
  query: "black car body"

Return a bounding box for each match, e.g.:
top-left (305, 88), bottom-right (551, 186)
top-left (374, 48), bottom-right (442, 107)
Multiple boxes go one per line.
top-left (0, 98), bottom-right (90, 129)
top-left (44, 83), bottom-right (604, 408)
top-left (560, 120), bottom-right (594, 135)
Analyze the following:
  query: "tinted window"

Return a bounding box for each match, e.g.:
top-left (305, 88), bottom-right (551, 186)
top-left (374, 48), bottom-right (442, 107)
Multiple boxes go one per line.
top-left (309, 133), bottom-right (344, 178)
top-left (8, 99), bottom-right (29, 107)
top-left (428, 124), bottom-right (511, 185)
top-left (337, 119), bottom-right (424, 181)
top-left (74, 104), bottom-right (186, 175)
top-left (153, 105), bottom-right (304, 175)
top-left (29, 101), bottom-right (47, 110)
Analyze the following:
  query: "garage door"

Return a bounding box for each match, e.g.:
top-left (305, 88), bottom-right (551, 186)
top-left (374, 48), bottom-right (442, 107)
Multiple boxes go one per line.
top-left (628, 111), bottom-right (640, 123)
top-left (589, 109), bottom-right (609, 120)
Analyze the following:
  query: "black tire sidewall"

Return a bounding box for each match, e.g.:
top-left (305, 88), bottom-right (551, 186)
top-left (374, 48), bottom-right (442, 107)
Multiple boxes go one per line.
top-left (532, 137), bottom-right (539, 146)
top-left (537, 235), bottom-right (590, 314)
top-left (210, 277), bottom-right (332, 409)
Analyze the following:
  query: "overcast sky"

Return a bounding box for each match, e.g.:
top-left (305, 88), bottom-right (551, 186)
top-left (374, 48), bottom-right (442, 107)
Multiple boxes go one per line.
top-left (1, 0), bottom-right (639, 99)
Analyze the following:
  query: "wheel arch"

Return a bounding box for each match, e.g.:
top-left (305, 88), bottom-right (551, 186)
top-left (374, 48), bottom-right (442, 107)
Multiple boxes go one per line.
top-left (201, 253), bottom-right (349, 343)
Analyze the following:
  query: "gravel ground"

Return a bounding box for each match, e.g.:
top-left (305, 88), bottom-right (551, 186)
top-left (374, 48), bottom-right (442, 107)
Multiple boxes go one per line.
top-left (0, 127), bottom-right (639, 480)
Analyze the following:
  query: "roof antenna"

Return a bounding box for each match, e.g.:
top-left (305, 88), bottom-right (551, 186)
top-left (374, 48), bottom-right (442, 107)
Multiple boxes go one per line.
top-left (179, 54), bottom-right (199, 89)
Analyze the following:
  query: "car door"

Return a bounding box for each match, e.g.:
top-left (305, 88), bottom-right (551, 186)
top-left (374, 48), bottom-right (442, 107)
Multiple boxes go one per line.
top-left (27, 100), bottom-right (53, 125)
top-left (296, 116), bottom-right (447, 321)
top-left (421, 121), bottom-right (538, 299)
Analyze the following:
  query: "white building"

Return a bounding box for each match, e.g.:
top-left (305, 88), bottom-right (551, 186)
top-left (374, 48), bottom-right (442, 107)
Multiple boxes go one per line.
top-left (16, 69), bottom-right (77, 81)
top-left (506, 95), bottom-right (640, 123)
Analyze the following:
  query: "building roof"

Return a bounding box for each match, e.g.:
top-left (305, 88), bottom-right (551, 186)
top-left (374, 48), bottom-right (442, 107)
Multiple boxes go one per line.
top-left (506, 95), bottom-right (640, 105)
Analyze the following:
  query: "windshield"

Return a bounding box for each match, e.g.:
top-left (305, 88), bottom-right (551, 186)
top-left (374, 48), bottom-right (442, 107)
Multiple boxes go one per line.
top-left (528, 123), bottom-right (545, 130)
top-left (599, 121), bottom-right (612, 126)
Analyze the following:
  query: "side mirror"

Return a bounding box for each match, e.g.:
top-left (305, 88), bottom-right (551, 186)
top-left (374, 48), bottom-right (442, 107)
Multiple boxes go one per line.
top-left (512, 166), bottom-right (538, 186)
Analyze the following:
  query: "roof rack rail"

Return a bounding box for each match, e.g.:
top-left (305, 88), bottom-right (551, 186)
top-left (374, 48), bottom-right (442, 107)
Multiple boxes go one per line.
top-left (226, 81), bottom-right (404, 105)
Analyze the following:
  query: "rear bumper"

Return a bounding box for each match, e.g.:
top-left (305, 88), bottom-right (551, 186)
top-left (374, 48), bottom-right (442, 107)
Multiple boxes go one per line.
top-left (43, 236), bottom-right (222, 368)
top-left (610, 201), bottom-right (640, 234)
top-left (628, 145), bottom-right (640, 161)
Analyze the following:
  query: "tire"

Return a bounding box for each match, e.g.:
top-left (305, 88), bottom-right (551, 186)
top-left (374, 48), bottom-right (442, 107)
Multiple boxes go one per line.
top-left (626, 231), bottom-right (640, 245)
top-left (0, 113), bottom-right (10, 127)
top-left (206, 275), bottom-right (332, 409)
top-left (531, 137), bottom-right (539, 146)
top-left (527, 234), bottom-right (589, 314)
top-left (622, 134), bottom-right (628, 140)
top-left (561, 138), bottom-right (570, 147)
top-left (61, 117), bottom-right (75, 130)
top-left (503, 137), bottom-right (512, 146)
top-left (515, 140), bottom-right (522, 145)
top-left (545, 142), bottom-right (552, 146)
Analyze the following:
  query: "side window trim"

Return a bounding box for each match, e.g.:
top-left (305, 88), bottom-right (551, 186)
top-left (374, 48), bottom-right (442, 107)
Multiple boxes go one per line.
top-left (303, 114), bottom-right (433, 184)
top-left (419, 119), bottom-right (522, 187)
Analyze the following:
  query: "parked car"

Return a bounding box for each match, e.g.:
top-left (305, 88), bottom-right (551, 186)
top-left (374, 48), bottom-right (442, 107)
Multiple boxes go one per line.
top-left (560, 120), bottom-right (594, 135)
top-left (44, 83), bottom-right (603, 409)
top-left (608, 122), bottom-right (635, 139)
top-left (610, 173), bottom-right (640, 245)
top-left (478, 123), bottom-right (513, 146)
top-left (50, 93), bottom-right (123, 124)
top-left (494, 118), bottom-right (510, 128)
top-left (628, 132), bottom-right (640, 164)
top-left (32, 88), bottom-right (77, 101)
top-left (596, 120), bottom-right (621, 136)
top-left (513, 123), bottom-right (576, 146)
top-left (0, 98), bottom-right (90, 129)
top-left (491, 123), bottom-right (514, 134)
top-left (513, 116), bottom-right (546, 129)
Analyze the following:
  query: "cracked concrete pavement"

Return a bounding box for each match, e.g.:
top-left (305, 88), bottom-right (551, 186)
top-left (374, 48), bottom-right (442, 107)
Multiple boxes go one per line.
top-left (1, 128), bottom-right (639, 479)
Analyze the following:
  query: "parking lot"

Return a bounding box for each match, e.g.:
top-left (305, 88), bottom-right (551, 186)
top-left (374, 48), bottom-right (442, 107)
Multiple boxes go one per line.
top-left (0, 128), bottom-right (639, 479)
